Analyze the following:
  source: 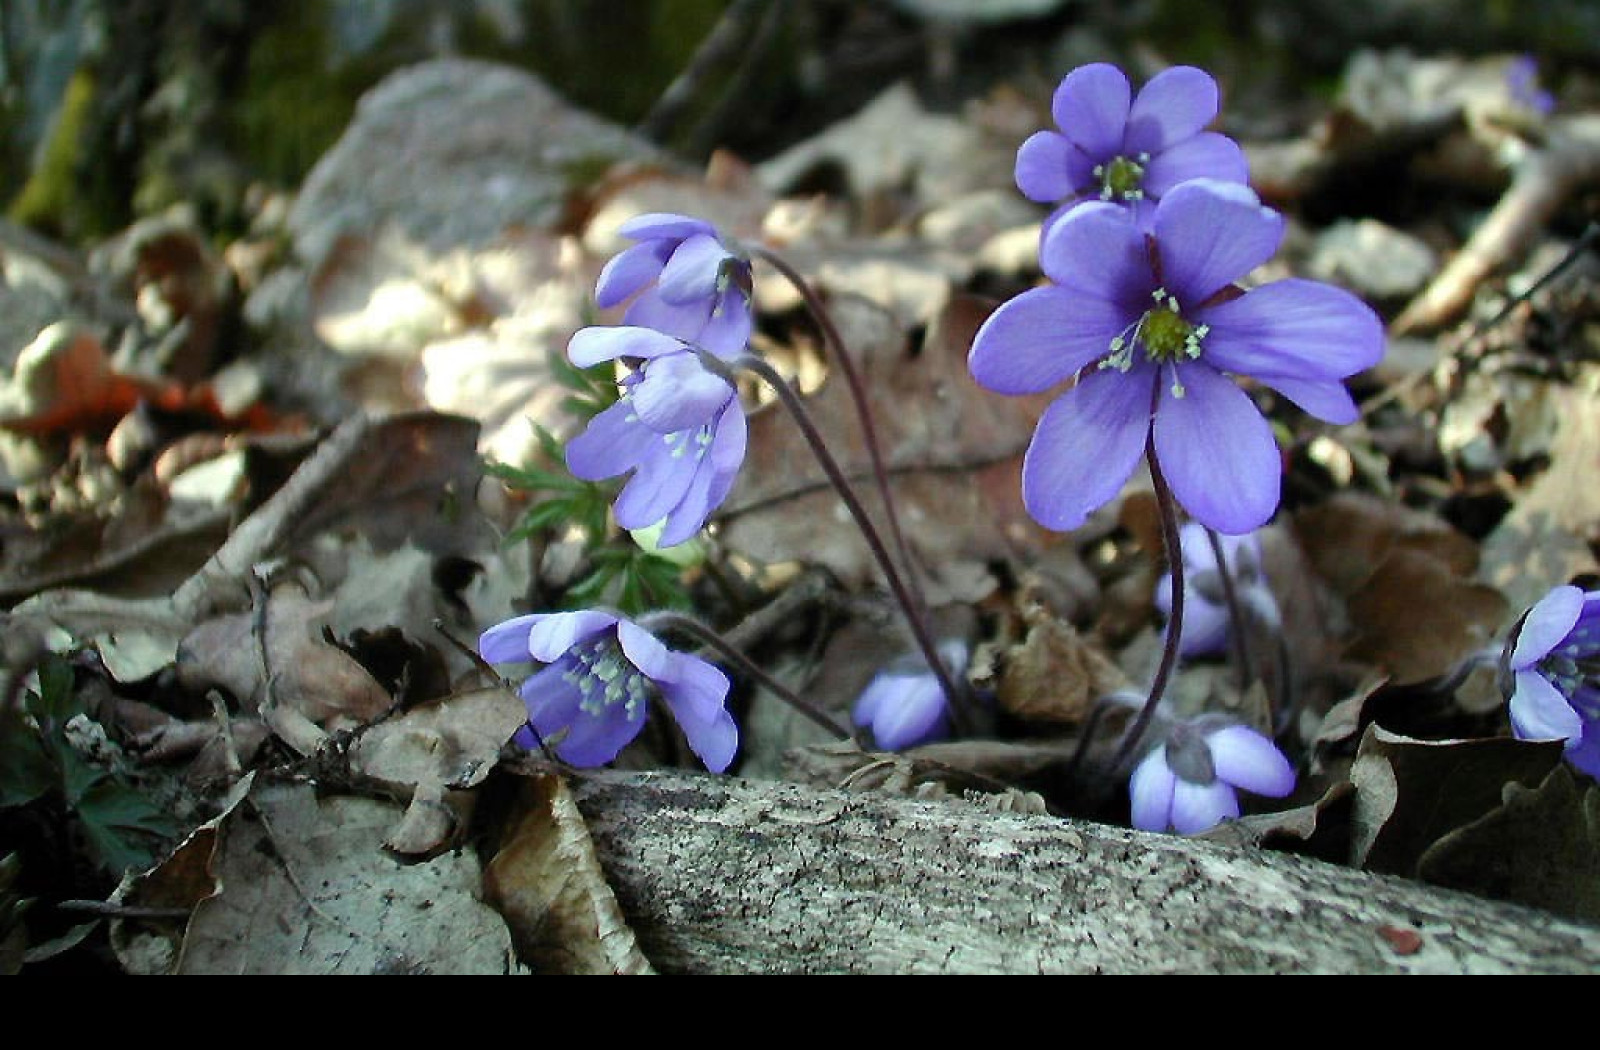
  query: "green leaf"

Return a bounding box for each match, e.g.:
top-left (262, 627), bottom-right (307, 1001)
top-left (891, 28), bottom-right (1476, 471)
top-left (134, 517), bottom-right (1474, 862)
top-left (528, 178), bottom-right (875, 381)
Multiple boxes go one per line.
top-left (0, 711), bottom-right (53, 808)
top-left (75, 778), bottom-right (177, 875)
top-left (26, 654), bottom-right (81, 729)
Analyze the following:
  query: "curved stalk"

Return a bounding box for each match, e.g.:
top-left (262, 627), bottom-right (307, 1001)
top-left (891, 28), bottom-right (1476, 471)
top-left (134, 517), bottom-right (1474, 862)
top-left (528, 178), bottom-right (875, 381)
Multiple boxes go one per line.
top-left (642, 610), bottom-right (851, 739)
top-left (692, 345), bottom-right (973, 730)
top-left (1108, 442), bottom-right (1186, 776)
top-left (750, 246), bottom-right (926, 615)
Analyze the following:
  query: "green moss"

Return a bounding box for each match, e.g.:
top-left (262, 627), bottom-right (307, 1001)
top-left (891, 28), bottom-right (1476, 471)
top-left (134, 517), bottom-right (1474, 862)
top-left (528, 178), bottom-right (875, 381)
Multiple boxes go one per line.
top-left (7, 68), bottom-right (117, 237)
top-left (522, 0), bottom-right (726, 124)
top-left (230, 8), bottom-right (363, 188)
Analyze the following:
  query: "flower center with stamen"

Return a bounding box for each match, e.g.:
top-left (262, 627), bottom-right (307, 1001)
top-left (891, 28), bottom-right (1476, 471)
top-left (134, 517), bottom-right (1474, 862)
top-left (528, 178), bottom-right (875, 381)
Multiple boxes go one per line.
top-left (1100, 289), bottom-right (1210, 386)
top-left (662, 423), bottom-right (716, 461)
top-left (563, 636), bottom-right (656, 718)
top-left (1536, 612), bottom-right (1600, 719)
top-left (1091, 153), bottom-right (1150, 201)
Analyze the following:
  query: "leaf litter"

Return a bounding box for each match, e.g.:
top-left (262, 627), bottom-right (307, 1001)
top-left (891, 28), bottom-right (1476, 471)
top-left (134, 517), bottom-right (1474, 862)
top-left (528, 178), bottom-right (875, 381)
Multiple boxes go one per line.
top-left (3, 17), bottom-right (1600, 973)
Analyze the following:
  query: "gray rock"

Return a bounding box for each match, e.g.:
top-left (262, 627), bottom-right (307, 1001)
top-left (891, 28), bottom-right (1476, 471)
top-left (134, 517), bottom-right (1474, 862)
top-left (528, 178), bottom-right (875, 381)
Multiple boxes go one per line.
top-left (288, 58), bottom-right (667, 268)
top-left (1307, 218), bottom-right (1438, 302)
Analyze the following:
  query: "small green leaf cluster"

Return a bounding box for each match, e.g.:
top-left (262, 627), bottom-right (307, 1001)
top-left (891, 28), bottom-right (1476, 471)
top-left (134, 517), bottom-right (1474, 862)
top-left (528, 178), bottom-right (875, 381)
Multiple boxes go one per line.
top-left (0, 655), bottom-right (177, 876)
top-left (485, 352), bottom-right (693, 615)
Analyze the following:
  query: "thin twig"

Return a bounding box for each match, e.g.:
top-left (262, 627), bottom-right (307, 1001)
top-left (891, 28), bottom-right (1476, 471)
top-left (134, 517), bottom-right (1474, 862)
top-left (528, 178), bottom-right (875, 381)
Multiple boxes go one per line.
top-left (1393, 115), bottom-right (1600, 335)
top-left (1362, 218), bottom-right (1600, 420)
top-left (55, 900), bottom-right (191, 921)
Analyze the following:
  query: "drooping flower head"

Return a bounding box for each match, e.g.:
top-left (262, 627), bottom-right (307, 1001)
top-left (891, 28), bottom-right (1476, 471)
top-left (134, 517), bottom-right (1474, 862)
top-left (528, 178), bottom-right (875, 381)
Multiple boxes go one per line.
top-left (1506, 55), bottom-right (1555, 116)
top-left (1155, 522), bottom-right (1279, 658)
top-left (1501, 584), bottom-right (1600, 778)
top-left (480, 609), bottom-right (738, 772)
top-left (1129, 717), bottom-right (1294, 834)
top-left (852, 639), bottom-right (968, 751)
top-left (564, 325), bottom-right (746, 547)
top-left (969, 178), bottom-right (1384, 535)
top-left (1016, 63), bottom-right (1249, 233)
top-left (595, 213), bottom-right (753, 358)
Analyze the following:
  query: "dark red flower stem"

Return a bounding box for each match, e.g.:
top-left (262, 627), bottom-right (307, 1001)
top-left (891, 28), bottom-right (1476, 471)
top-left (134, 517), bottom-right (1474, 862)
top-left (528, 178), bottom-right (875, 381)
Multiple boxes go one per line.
top-left (749, 246), bottom-right (927, 619)
top-left (692, 345), bottom-right (974, 732)
top-left (641, 611), bottom-right (851, 740)
top-left (1109, 441), bottom-right (1185, 776)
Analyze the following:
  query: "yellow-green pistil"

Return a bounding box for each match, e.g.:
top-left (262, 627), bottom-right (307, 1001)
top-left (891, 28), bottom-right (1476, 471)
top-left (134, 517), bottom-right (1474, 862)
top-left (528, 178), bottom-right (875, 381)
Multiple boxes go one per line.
top-left (1101, 289), bottom-right (1210, 397)
top-left (1093, 152), bottom-right (1150, 201)
top-left (564, 636), bottom-right (655, 718)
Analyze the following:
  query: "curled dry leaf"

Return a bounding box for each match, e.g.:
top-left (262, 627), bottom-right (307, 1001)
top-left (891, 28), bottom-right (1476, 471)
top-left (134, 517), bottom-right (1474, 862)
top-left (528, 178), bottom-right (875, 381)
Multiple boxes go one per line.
top-left (349, 684), bottom-right (528, 854)
top-left (1348, 725), bottom-right (1563, 878)
top-left (109, 773), bottom-right (255, 975)
top-left (486, 774), bottom-right (654, 975)
top-left (175, 582), bottom-right (391, 753)
top-left (1418, 765), bottom-right (1600, 924)
top-left (990, 615), bottom-right (1127, 727)
top-left (1295, 493), bottom-right (1507, 685)
top-left (1202, 780), bottom-right (1356, 863)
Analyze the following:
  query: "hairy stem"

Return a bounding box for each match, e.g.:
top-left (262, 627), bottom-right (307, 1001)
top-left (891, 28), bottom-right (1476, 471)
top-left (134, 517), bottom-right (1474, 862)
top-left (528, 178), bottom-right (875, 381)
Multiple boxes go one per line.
top-left (750, 246), bottom-right (926, 615)
top-left (693, 346), bottom-right (972, 730)
top-left (1109, 443), bottom-right (1185, 776)
top-left (642, 611), bottom-right (851, 739)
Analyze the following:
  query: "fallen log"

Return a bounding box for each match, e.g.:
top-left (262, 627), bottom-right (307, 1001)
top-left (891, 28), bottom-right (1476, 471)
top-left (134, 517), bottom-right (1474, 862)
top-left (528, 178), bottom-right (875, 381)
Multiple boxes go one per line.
top-left (564, 770), bottom-right (1600, 974)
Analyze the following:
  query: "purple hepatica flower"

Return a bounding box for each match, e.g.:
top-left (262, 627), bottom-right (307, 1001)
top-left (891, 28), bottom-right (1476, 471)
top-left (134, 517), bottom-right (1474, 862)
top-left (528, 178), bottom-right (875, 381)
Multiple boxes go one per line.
top-left (564, 325), bottom-right (746, 547)
top-left (1502, 584), bottom-right (1600, 778)
top-left (595, 213), bottom-right (753, 359)
top-left (969, 178), bottom-right (1384, 535)
top-left (1507, 55), bottom-right (1555, 116)
top-left (1130, 718), bottom-right (1294, 834)
top-left (1016, 63), bottom-right (1249, 233)
top-left (480, 609), bottom-right (738, 772)
top-left (1154, 522), bottom-right (1279, 658)
top-left (852, 640), bottom-right (968, 751)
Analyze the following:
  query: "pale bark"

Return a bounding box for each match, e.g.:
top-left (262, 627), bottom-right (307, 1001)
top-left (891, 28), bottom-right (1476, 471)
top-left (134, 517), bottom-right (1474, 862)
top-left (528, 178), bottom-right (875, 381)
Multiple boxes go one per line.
top-left (568, 770), bottom-right (1600, 974)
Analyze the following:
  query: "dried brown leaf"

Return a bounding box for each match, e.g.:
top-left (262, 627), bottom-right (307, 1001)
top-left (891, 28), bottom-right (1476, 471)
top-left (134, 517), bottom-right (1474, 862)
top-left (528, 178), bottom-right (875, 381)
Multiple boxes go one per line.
top-left (720, 293), bottom-right (1053, 588)
top-left (174, 782), bottom-right (520, 974)
top-left (108, 774), bottom-right (255, 976)
top-left (1348, 725), bottom-right (1563, 877)
top-left (1297, 494), bottom-right (1507, 685)
top-left (352, 687), bottom-right (527, 786)
top-left (994, 615), bottom-right (1126, 727)
top-left (1344, 547), bottom-right (1507, 685)
top-left (1479, 376), bottom-right (1600, 613)
top-left (175, 583), bottom-right (391, 743)
top-left (486, 774), bottom-right (653, 975)
top-left (1418, 765), bottom-right (1600, 924)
